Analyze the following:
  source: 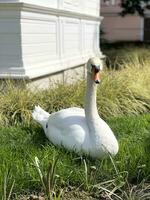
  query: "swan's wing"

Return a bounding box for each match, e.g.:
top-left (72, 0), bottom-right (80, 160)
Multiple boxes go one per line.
top-left (46, 107), bottom-right (89, 148)
top-left (48, 107), bottom-right (85, 128)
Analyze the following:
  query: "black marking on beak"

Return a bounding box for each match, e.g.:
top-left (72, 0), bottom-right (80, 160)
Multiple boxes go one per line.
top-left (95, 80), bottom-right (100, 84)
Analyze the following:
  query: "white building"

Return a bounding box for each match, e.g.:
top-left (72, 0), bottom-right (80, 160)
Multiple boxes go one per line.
top-left (0, 0), bottom-right (103, 87)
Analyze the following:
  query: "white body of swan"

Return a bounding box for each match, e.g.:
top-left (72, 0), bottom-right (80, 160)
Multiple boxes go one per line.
top-left (32, 57), bottom-right (119, 158)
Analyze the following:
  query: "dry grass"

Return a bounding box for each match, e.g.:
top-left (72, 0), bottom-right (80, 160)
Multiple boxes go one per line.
top-left (98, 55), bottom-right (150, 119)
top-left (0, 53), bottom-right (149, 126)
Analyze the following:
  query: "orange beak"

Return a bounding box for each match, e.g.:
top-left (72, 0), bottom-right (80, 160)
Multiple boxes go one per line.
top-left (92, 69), bottom-right (101, 84)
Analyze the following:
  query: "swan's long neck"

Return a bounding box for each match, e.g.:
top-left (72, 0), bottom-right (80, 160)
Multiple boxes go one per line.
top-left (84, 73), bottom-right (99, 121)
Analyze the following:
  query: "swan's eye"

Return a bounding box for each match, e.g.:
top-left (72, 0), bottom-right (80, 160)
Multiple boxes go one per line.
top-left (91, 64), bottom-right (100, 72)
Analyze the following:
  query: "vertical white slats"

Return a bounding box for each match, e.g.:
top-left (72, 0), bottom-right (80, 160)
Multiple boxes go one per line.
top-left (0, 0), bottom-right (101, 78)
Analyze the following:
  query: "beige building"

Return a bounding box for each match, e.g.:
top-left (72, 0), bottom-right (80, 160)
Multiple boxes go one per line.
top-left (101, 0), bottom-right (150, 42)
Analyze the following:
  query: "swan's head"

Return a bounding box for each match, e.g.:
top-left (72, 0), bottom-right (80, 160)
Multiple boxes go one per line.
top-left (87, 57), bottom-right (103, 84)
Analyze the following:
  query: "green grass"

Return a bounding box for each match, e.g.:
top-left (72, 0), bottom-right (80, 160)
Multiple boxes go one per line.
top-left (0, 114), bottom-right (150, 198)
top-left (0, 45), bottom-right (150, 199)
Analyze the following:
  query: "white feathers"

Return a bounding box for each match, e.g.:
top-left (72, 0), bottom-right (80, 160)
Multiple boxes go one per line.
top-left (32, 57), bottom-right (119, 158)
top-left (32, 105), bottom-right (50, 129)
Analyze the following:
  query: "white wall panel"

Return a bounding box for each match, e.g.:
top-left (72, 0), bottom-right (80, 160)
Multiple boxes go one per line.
top-left (0, 9), bottom-right (23, 77)
top-left (63, 19), bottom-right (80, 55)
top-left (63, 0), bottom-right (80, 12)
top-left (62, 0), bottom-right (100, 16)
top-left (22, 0), bottom-right (58, 8)
top-left (84, 21), bottom-right (100, 56)
top-left (22, 34), bottom-right (56, 44)
top-left (0, 1), bottom-right (101, 79)
top-left (21, 13), bottom-right (59, 70)
top-left (21, 21), bottom-right (56, 34)
top-left (0, 0), bottom-right (58, 8)
top-left (83, 0), bottom-right (100, 16)
top-left (0, 0), bottom-right (100, 16)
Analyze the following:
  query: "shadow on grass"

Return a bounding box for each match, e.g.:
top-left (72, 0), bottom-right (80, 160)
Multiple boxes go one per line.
top-left (21, 125), bottom-right (48, 147)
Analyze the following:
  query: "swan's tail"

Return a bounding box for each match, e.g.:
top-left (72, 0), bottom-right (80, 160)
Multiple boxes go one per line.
top-left (32, 105), bottom-right (50, 130)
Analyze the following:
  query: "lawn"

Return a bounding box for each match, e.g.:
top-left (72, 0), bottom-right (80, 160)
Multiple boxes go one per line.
top-left (0, 44), bottom-right (150, 199)
top-left (1, 115), bottom-right (150, 199)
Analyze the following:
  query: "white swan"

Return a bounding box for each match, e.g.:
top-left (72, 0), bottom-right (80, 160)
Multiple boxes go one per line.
top-left (32, 57), bottom-right (119, 158)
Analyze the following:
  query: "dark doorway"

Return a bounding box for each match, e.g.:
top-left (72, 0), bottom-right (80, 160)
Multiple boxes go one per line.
top-left (144, 18), bottom-right (150, 41)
